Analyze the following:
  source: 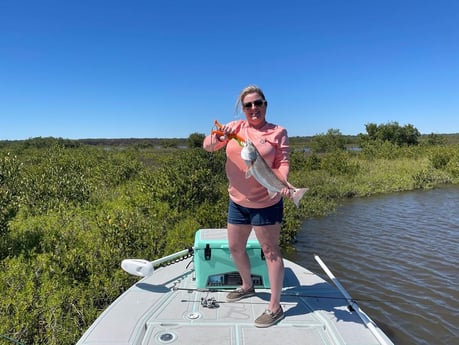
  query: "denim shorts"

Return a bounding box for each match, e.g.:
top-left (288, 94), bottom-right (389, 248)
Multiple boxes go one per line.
top-left (227, 199), bottom-right (283, 226)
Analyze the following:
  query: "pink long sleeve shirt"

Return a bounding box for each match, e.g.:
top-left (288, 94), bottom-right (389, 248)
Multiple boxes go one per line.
top-left (203, 120), bottom-right (289, 209)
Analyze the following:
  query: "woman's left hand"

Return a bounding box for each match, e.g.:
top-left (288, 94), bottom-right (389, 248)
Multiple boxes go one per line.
top-left (280, 187), bottom-right (291, 198)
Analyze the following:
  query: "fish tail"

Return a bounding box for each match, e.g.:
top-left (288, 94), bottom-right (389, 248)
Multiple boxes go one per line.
top-left (291, 188), bottom-right (309, 207)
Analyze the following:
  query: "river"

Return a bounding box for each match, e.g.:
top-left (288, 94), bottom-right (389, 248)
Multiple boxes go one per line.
top-left (286, 185), bottom-right (459, 345)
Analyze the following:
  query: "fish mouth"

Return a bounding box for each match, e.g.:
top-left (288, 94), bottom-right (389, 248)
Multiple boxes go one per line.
top-left (240, 141), bottom-right (256, 161)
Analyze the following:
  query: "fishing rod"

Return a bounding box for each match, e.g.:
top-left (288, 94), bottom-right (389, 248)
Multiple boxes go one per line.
top-left (172, 285), bottom-right (347, 297)
top-left (171, 286), bottom-right (406, 304)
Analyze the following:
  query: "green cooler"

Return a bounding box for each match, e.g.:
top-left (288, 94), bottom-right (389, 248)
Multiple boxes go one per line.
top-left (194, 228), bottom-right (270, 288)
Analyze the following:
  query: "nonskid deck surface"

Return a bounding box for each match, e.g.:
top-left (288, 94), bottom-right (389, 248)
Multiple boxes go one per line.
top-left (77, 258), bottom-right (390, 345)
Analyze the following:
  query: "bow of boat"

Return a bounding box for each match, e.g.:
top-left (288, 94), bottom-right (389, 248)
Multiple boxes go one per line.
top-left (76, 229), bottom-right (394, 345)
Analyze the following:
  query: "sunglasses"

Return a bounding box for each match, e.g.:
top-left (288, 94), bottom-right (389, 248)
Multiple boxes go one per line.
top-left (243, 99), bottom-right (266, 109)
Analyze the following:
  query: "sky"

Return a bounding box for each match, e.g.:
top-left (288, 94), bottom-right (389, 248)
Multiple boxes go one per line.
top-left (1, 0), bottom-right (458, 140)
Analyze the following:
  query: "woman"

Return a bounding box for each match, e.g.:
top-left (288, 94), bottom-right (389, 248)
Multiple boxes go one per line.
top-left (203, 85), bottom-right (290, 328)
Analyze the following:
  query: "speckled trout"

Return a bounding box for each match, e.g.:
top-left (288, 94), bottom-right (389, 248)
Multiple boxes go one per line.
top-left (241, 140), bottom-right (308, 207)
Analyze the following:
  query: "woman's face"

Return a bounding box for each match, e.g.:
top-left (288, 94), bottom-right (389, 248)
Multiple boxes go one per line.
top-left (242, 92), bottom-right (267, 128)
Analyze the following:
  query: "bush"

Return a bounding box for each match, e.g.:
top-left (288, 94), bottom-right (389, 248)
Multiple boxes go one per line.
top-left (427, 145), bottom-right (459, 180)
top-left (412, 167), bottom-right (453, 189)
top-left (0, 153), bottom-right (22, 240)
top-left (429, 148), bottom-right (451, 169)
top-left (149, 149), bottom-right (226, 212)
top-left (320, 151), bottom-right (360, 176)
top-left (310, 129), bottom-right (345, 153)
top-left (359, 122), bottom-right (420, 146)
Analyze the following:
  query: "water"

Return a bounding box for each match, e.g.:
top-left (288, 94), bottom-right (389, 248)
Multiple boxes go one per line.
top-left (286, 185), bottom-right (459, 345)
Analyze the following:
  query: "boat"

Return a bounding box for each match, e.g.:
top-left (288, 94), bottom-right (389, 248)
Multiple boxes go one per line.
top-left (76, 228), bottom-right (394, 345)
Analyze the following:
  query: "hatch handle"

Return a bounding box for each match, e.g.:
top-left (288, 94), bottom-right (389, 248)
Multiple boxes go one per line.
top-left (204, 244), bottom-right (211, 260)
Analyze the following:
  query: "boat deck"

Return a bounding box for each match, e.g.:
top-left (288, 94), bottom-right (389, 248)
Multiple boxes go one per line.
top-left (77, 257), bottom-right (392, 345)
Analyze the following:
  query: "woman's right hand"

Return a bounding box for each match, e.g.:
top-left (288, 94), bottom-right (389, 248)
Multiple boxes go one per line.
top-left (214, 124), bottom-right (236, 142)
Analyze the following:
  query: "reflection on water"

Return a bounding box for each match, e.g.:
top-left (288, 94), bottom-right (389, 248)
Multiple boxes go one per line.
top-left (286, 185), bottom-right (459, 345)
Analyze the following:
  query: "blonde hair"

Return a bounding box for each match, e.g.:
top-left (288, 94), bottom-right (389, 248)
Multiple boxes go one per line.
top-left (234, 85), bottom-right (267, 113)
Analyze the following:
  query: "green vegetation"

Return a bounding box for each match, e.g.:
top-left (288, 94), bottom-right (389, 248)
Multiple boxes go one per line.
top-left (1, 124), bottom-right (459, 345)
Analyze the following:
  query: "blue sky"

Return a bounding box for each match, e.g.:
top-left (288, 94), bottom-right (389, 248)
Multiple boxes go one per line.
top-left (1, 0), bottom-right (458, 140)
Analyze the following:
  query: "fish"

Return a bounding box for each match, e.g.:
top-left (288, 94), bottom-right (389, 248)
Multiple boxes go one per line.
top-left (241, 140), bottom-right (308, 207)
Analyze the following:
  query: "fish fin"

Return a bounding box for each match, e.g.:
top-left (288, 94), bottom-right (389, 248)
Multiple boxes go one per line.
top-left (291, 187), bottom-right (309, 207)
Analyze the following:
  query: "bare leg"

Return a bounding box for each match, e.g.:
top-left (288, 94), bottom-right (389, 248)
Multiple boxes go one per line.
top-left (227, 223), bottom-right (253, 290)
top-left (253, 223), bottom-right (284, 312)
